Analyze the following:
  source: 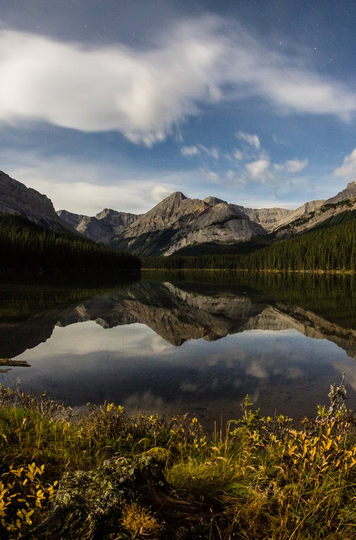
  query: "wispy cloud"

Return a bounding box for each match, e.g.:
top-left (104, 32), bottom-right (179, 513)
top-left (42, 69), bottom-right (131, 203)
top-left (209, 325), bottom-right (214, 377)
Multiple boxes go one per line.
top-left (274, 158), bottom-right (309, 173)
top-left (245, 158), bottom-right (270, 179)
top-left (236, 131), bottom-right (261, 150)
top-left (0, 15), bottom-right (355, 146)
top-left (333, 148), bottom-right (356, 180)
top-left (234, 150), bottom-right (243, 160)
top-left (181, 146), bottom-right (200, 156)
top-left (181, 144), bottom-right (219, 159)
top-left (2, 152), bottom-right (182, 214)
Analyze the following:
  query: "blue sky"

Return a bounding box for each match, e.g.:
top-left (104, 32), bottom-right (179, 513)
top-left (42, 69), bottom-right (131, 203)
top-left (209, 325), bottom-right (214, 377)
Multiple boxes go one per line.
top-left (1, 0), bottom-right (356, 215)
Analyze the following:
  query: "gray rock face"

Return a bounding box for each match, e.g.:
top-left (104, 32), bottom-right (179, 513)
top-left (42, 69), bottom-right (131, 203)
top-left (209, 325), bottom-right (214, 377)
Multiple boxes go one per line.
top-left (123, 192), bottom-right (203, 236)
top-left (272, 200), bottom-right (325, 233)
top-left (274, 182), bottom-right (356, 238)
top-left (236, 200), bottom-right (327, 233)
top-left (0, 170), bottom-right (74, 232)
top-left (57, 208), bottom-right (139, 244)
top-left (236, 206), bottom-right (293, 232)
top-left (117, 192), bottom-right (266, 256)
top-left (325, 180), bottom-right (356, 205)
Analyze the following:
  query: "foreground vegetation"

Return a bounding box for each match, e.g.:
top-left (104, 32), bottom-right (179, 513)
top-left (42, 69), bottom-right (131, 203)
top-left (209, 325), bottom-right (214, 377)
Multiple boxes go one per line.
top-left (143, 217), bottom-right (356, 273)
top-left (0, 215), bottom-right (141, 272)
top-left (0, 382), bottom-right (356, 539)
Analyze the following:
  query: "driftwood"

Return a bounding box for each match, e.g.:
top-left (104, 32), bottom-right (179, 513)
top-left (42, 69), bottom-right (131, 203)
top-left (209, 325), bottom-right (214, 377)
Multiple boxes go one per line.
top-left (29, 454), bottom-right (219, 540)
top-left (0, 358), bottom-right (30, 367)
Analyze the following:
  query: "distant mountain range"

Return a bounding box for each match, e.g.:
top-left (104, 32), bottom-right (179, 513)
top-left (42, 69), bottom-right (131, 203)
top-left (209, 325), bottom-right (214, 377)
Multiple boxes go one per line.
top-left (1, 169), bottom-right (356, 256)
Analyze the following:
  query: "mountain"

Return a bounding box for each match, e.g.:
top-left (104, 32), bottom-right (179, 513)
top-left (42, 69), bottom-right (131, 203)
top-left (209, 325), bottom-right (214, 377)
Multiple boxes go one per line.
top-left (111, 192), bottom-right (266, 257)
top-left (116, 180), bottom-right (356, 257)
top-left (235, 206), bottom-right (293, 232)
top-left (57, 208), bottom-right (139, 244)
top-left (273, 181), bottom-right (356, 238)
top-left (238, 200), bottom-right (326, 233)
top-left (3, 168), bottom-right (356, 259)
top-left (0, 170), bottom-right (75, 233)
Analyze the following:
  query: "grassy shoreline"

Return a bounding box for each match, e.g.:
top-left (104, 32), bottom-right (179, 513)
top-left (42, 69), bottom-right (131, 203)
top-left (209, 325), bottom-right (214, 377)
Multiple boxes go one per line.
top-left (1, 386), bottom-right (356, 539)
top-left (142, 267), bottom-right (356, 275)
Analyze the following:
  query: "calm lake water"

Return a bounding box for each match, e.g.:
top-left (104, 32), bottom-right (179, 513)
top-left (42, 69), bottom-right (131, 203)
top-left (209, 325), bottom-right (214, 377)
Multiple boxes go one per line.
top-left (1, 272), bottom-right (356, 428)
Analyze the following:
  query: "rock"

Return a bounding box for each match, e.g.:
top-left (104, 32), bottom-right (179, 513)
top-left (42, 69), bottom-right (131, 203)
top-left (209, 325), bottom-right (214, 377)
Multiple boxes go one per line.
top-left (0, 171), bottom-right (74, 232)
top-left (31, 454), bottom-right (214, 540)
top-left (57, 208), bottom-right (139, 244)
top-left (114, 192), bottom-right (266, 256)
top-left (325, 180), bottom-right (356, 205)
top-left (235, 205), bottom-right (293, 232)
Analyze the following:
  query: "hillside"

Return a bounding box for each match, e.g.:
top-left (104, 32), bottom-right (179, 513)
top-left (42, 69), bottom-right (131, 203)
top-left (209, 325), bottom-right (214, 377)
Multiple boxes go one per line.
top-left (58, 208), bottom-right (139, 244)
top-left (143, 215), bottom-right (356, 273)
top-left (0, 214), bottom-right (141, 272)
top-left (0, 170), bottom-right (75, 233)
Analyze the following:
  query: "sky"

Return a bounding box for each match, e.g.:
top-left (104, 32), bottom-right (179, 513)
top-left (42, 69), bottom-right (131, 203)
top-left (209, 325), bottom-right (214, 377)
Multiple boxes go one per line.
top-left (1, 0), bottom-right (356, 215)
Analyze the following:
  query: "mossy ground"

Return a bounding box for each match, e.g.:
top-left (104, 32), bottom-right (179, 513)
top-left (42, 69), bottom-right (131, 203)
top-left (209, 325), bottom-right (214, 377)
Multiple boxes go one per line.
top-left (1, 385), bottom-right (356, 539)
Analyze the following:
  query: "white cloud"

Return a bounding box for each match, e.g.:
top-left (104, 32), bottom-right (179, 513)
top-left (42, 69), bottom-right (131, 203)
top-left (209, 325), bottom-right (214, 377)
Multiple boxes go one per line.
top-left (3, 153), bottom-right (181, 214)
top-left (0, 16), bottom-right (356, 146)
top-left (181, 146), bottom-right (200, 156)
top-left (206, 171), bottom-right (220, 183)
top-left (285, 158), bottom-right (309, 173)
top-left (245, 158), bottom-right (270, 179)
top-left (236, 131), bottom-right (261, 150)
top-left (181, 145), bottom-right (219, 159)
top-left (234, 150), bottom-right (243, 160)
top-left (274, 158), bottom-right (309, 173)
top-left (150, 185), bottom-right (174, 203)
top-left (333, 148), bottom-right (356, 179)
top-left (199, 145), bottom-right (220, 160)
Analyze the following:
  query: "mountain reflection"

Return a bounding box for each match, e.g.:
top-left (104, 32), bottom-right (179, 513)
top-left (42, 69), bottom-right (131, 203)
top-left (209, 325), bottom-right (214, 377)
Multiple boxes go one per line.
top-left (1, 277), bottom-right (356, 360)
top-left (2, 274), bottom-right (356, 422)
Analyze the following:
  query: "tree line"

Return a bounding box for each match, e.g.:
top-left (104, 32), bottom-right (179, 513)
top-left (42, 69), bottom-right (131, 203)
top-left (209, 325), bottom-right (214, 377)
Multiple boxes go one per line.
top-left (0, 215), bottom-right (141, 272)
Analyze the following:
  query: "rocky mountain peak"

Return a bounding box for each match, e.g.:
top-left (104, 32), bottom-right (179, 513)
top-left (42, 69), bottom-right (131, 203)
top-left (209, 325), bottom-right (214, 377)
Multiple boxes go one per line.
top-left (324, 179), bottom-right (356, 205)
top-left (96, 208), bottom-right (114, 220)
top-left (57, 207), bottom-right (139, 244)
top-left (0, 171), bottom-right (74, 232)
top-left (203, 196), bottom-right (226, 206)
top-left (57, 209), bottom-right (87, 228)
top-left (122, 192), bottom-right (207, 237)
top-left (161, 191), bottom-right (188, 209)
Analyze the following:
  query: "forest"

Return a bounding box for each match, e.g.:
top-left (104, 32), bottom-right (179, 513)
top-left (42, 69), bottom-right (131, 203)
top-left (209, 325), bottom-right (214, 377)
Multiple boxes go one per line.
top-left (0, 215), bottom-right (141, 272)
top-left (142, 217), bottom-right (356, 272)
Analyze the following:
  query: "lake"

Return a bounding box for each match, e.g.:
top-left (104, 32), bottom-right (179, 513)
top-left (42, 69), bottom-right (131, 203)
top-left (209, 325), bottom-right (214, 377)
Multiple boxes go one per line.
top-left (1, 271), bottom-right (356, 429)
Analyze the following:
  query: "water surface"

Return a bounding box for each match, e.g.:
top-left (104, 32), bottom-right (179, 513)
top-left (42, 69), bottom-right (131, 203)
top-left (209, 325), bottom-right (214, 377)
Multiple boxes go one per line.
top-left (1, 272), bottom-right (356, 427)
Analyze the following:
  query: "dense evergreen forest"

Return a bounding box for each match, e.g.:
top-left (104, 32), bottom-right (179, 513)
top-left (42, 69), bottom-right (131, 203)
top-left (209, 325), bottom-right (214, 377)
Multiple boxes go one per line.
top-left (143, 217), bottom-right (356, 272)
top-left (0, 215), bottom-right (141, 272)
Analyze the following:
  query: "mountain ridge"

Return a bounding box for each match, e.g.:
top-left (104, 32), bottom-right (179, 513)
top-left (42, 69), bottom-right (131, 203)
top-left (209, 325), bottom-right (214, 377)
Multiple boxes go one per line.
top-left (1, 169), bottom-right (356, 257)
top-left (0, 170), bottom-right (75, 233)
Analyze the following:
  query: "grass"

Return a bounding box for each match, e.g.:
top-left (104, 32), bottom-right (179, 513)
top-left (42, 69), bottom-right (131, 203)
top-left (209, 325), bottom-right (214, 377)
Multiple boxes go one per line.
top-left (1, 384), bottom-right (356, 539)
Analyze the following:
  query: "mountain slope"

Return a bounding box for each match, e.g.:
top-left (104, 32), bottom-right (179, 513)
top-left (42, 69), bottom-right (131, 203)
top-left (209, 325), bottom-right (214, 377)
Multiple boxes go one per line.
top-left (274, 181), bottom-right (356, 238)
top-left (0, 214), bottom-right (141, 272)
top-left (111, 192), bottom-right (266, 257)
top-left (235, 206), bottom-right (293, 232)
top-left (0, 170), bottom-right (75, 233)
top-left (57, 208), bottom-right (139, 244)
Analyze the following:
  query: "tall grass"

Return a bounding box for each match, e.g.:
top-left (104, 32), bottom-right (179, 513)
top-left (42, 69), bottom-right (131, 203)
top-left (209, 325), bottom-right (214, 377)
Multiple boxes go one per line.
top-left (1, 385), bottom-right (356, 538)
